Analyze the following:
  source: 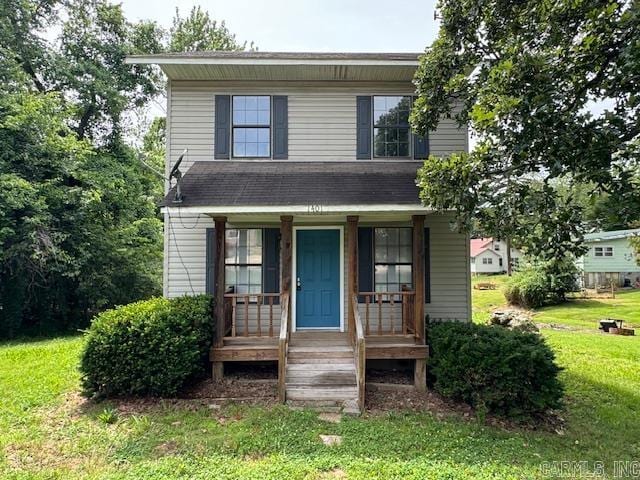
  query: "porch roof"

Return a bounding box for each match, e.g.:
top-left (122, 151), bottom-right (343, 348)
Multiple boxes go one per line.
top-left (162, 161), bottom-right (427, 212)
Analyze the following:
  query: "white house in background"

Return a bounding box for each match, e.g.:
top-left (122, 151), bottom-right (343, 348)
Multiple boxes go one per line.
top-left (470, 238), bottom-right (522, 274)
top-left (578, 228), bottom-right (640, 288)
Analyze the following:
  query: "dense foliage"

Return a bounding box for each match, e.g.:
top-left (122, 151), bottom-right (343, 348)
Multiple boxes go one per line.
top-left (80, 295), bottom-right (214, 398)
top-left (504, 263), bottom-right (579, 308)
top-left (0, 1), bottom-right (247, 338)
top-left (413, 0), bottom-right (640, 284)
top-left (428, 322), bottom-right (564, 419)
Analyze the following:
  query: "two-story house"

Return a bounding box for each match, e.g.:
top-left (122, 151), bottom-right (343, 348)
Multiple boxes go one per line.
top-left (126, 52), bottom-right (471, 413)
top-left (578, 228), bottom-right (640, 289)
top-left (470, 237), bottom-right (522, 274)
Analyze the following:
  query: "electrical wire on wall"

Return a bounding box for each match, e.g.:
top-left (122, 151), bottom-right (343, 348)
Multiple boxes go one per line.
top-left (138, 148), bottom-right (197, 295)
top-left (166, 209), bottom-right (196, 295)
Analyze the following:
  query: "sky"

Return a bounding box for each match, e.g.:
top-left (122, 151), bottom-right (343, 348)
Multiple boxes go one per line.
top-left (119, 0), bottom-right (440, 52)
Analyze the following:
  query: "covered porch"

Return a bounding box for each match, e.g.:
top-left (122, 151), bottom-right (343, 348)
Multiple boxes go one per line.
top-left (162, 161), bottom-right (432, 412)
top-left (207, 213), bottom-right (428, 411)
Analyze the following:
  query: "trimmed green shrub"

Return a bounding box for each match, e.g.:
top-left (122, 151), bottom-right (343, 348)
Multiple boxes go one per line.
top-left (428, 322), bottom-right (563, 419)
top-left (80, 295), bottom-right (214, 398)
top-left (503, 267), bottom-right (550, 308)
top-left (504, 260), bottom-right (579, 308)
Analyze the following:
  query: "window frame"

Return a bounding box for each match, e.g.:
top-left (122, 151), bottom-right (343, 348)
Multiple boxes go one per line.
top-left (231, 95), bottom-right (272, 159)
top-left (373, 227), bottom-right (413, 293)
top-left (594, 246), bottom-right (614, 257)
top-left (372, 95), bottom-right (413, 159)
top-left (224, 228), bottom-right (264, 297)
top-left (482, 257), bottom-right (493, 265)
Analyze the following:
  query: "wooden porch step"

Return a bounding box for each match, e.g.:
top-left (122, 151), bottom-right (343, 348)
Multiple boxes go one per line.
top-left (284, 332), bottom-right (358, 412)
top-left (288, 357), bottom-right (354, 364)
top-left (286, 386), bottom-right (359, 401)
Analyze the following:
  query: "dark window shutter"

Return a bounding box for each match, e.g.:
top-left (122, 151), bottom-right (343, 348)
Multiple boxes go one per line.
top-left (413, 131), bottom-right (429, 159)
top-left (263, 228), bottom-right (280, 303)
top-left (214, 95), bottom-right (230, 159)
top-left (206, 228), bottom-right (216, 295)
top-left (358, 227), bottom-right (374, 299)
top-left (424, 227), bottom-right (431, 303)
top-left (356, 96), bottom-right (372, 159)
top-left (272, 96), bottom-right (288, 159)
top-left (412, 97), bottom-right (429, 159)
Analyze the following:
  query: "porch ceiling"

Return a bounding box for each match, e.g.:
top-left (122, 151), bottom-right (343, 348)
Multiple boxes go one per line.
top-left (162, 161), bottom-right (430, 214)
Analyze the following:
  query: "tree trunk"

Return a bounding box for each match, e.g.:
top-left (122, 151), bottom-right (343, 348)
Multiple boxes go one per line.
top-left (506, 237), bottom-right (513, 276)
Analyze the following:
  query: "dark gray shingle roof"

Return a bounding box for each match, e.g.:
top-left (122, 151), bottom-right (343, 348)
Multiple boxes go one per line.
top-left (162, 161), bottom-right (424, 207)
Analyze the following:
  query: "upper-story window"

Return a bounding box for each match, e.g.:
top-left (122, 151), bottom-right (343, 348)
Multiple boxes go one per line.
top-left (594, 246), bottom-right (613, 257)
top-left (494, 243), bottom-right (500, 251)
top-left (232, 96), bottom-right (270, 158)
top-left (373, 96), bottom-right (411, 158)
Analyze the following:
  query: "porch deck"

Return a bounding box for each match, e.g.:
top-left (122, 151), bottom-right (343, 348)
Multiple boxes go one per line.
top-left (210, 333), bottom-right (428, 362)
top-left (209, 215), bottom-right (429, 413)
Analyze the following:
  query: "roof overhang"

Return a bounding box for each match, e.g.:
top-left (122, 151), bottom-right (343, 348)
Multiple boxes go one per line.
top-left (162, 204), bottom-right (431, 216)
top-left (125, 52), bottom-right (421, 81)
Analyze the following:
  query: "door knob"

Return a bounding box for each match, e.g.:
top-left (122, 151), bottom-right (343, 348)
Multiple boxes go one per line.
top-left (296, 277), bottom-right (301, 291)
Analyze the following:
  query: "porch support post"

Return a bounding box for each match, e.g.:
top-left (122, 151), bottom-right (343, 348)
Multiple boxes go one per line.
top-left (212, 216), bottom-right (227, 380)
top-left (280, 216), bottom-right (293, 299)
top-left (412, 215), bottom-right (427, 391)
top-left (347, 215), bottom-right (359, 339)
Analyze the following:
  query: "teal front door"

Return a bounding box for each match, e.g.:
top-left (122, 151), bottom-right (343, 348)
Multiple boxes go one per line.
top-left (296, 229), bottom-right (341, 329)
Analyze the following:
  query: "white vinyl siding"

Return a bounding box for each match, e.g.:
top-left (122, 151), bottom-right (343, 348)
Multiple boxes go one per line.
top-left (167, 81), bottom-right (468, 172)
top-left (165, 211), bottom-right (213, 297)
top-left (427, 213), bottom-right (471, 321)
top-left (164, 212), bottom-right (471, 324)
top-left (164, 81), bottom-right (470, 321)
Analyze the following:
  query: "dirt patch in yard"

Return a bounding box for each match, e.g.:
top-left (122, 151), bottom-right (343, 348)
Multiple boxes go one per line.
top-left (182, 377), bottom-right (277, 404)
top-left (365, 384), bottom-right (564, 432)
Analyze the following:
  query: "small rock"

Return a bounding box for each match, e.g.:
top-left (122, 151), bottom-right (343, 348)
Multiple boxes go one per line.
top-left (489, 309), bottom-right (538, 332)
top-left (171, 421), bottom-right (181, 426)
top-left (208, 404), bottom-right (221, 410)
top-left (319, 434), bottom-right (342, 446)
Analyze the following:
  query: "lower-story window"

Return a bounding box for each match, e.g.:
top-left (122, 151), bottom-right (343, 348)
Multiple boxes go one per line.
top-left (225, 229), bottom-right (262, 294)
top-left (374, 227), bottom-right (412, 292)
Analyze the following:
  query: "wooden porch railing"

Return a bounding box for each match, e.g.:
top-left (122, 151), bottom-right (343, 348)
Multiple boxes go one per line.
top-left (357, 290), bottom-right (416, 336)
top-left (278, 291), bottom-right (290, 402)
top-left (351, 294), bottom-right (365, 412)
top-left (223, 292), bottom-right (280, 338)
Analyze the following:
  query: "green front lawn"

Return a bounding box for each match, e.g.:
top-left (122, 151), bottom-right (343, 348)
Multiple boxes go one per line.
top-left (1, 280), bottom-right (639, 479)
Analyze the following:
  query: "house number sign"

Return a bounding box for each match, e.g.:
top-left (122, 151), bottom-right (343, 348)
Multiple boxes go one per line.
top-left (307, 203), bottom-right (324, 214)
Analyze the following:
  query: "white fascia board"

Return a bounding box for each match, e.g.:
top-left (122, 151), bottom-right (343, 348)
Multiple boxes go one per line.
top-left (161, 204), bottom-right (433, 215)
top-left (125, 56), bottom-right (419, 67)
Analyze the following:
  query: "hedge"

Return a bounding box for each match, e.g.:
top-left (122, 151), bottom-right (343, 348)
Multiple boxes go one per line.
top-left (428, 321), bottom-right (563, 419)
top-left (80, 295), bottom-right (214, 398)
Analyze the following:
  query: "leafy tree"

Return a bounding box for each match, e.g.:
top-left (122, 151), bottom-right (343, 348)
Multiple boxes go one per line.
top-left (169, 6), bottom-right (250, 52)
top-left (0, 1), bottom-right (250, 338)
top-left (412, 0), bottom-right (640, 294)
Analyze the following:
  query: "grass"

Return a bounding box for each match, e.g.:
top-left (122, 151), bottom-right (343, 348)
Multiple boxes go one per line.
top-left (1, 282), bottom-right (639, 479)
top-left (472, 274), bottom-right (640, 329)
